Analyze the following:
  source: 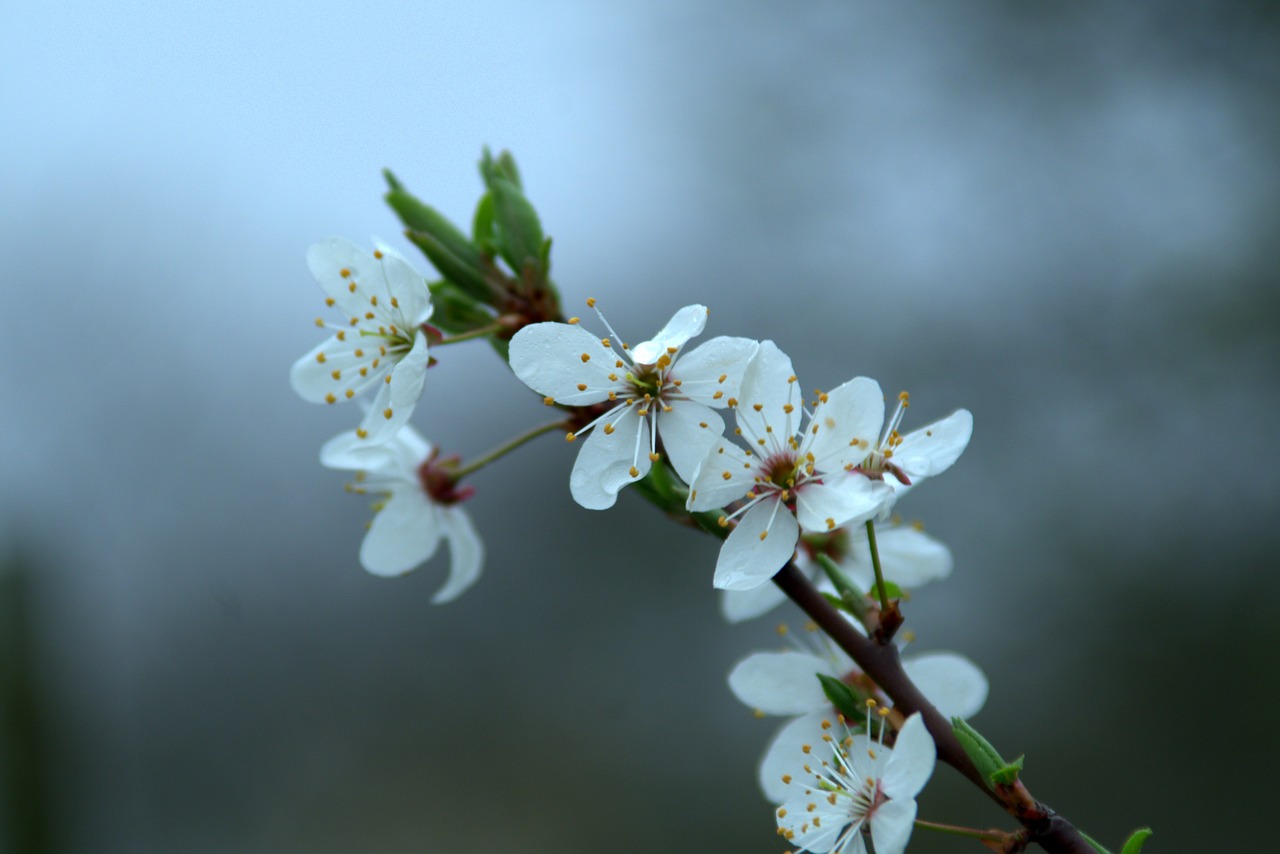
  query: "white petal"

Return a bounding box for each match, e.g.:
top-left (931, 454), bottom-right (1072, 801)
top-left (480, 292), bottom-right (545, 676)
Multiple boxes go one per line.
top-left (359, 489), bottom-right (442, 576)
top-left (776, 791), bottom-right (849, 854)
top-left (902, 652), bottom-right (989, 719)
top-left (735, 341), bottom-right (802, 455)
top-left (713, 499), bottom-right (799, 590)
top-left (805, 376), bottom-right (884, 471)
top-left (356, 359), bottom-right (418, 447)
top-left (320, 423), bottom-right (430, 477)
top-left (720, 583), bottom-right (788, 623)
top-left (881, 713), bottom-right (936, 800)
top-left (847, 524), bottom-right (951, 588)
top-left (372, 239), bottom-right (433, 326)
top-left (432, 507), bottom-right (484, 604)
top-left (656, 400), bottom-right (723, 485)
top-left (760, 713), bottom-right (829, 803)
top-left (868, 796), bottom-right (917, 854)
top-left (668, 335), bottom-right (759, 405)
top-left (894, 409), bottom-right (973, 480)
top-left (630, 304), bottom-right (707, 364)
top-left (508, 322), bottom-right (627, 403)
top-left (290, 336), bottom-right (375, 403)
top-left (793, 476), bottom-right (887, 534)
top-left (306, 238), bottom-right (385, 320)
top-left (568, 411), bottom-right (651, 510)
top-left (686, 438), bottom-right (755, 512)
top-left (727, 651), bottom-right (831, 715)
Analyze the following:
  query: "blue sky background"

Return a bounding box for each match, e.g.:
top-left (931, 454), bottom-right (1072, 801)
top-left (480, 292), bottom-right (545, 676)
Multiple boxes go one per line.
top-left (2, 2), bottom-right (1277, 851)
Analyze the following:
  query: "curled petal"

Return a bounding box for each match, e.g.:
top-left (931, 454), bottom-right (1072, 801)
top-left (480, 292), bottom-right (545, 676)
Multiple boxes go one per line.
top-left (432, 507), bottom-right (484, 604)
top-left (805, 376), bottom-right (884, 472)
top-left (794, 475), bottom-right (887, 534)
top-left (568, 411), bottom-right (651, 510)
top-left (734, 341), bottom-right (801, 454)
top-left (668, 335), bottom-right (759, 405)
top-left (631, 304), bottom-right (707, 364)
top-left (880, 713), bottom-right (936, 801)
top-left (894, 408), bottom-right (973, 480)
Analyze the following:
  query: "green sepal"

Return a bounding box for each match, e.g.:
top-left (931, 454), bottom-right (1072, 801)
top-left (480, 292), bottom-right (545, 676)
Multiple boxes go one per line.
top-left (426, 281), bottom-right (493, 334)
top-left (990, 754), bottom-right (1024, 785)
top-left (493, 149), bottom-right (523, 189)
top-left (817, 674), bottom-right (862, 722)
top-left (1120, 828), bottom-right (1153, 854)
top-left (951, 717), bottom-right (1006, 789)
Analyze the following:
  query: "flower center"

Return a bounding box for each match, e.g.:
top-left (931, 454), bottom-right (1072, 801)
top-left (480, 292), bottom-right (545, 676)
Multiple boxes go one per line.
top-left (417, 452), bottom-right (474, 505)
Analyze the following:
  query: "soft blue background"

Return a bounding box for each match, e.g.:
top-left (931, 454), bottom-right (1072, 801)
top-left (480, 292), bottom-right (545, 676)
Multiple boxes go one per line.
top-left (3, 1), bottom-right (1277, 851)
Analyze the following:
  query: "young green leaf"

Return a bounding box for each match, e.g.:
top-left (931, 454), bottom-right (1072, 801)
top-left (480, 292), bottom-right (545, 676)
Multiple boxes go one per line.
top-left (1119, 828), bottom-right (1153, 854)
top-left (951, 717), bottom-right (1005, 788)
top-left (990, 754), bottom-right (1024, 785)
top-left (817, 674), bottom-right (862, 721)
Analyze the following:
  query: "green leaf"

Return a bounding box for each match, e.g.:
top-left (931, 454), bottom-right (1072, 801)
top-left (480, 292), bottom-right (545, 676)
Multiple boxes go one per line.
top-left (427, 281), bottom-right (493, 334)
top-left (951, 718), bottom-right (1006, 789)
top-left (403, 228), bottom-right (491, 303)
top-left (480, 149), bottom-right (546, 282)
top-left (384, 187), bottom-right (479, 272)
top-left (990, 754), bottom-right (1024, 785)
top-left (1120, 828), bottom-right (1154, 854)
top-left (494, 149), bottom-right (523, 189)
top-left (817, 674), bottom-right (862, 721)
top-left (471, 192), bottom-right (496, 254)
top-left (382, 168), bottom-right (405, 192)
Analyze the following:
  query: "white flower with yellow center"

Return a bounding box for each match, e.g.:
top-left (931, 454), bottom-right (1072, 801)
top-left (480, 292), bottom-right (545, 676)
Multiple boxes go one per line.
top-left (686, 342), bottom-right (888, 590)
top-left (290, 238), bottom-right (433, 445)
top-left (321, 425), bottom-right (483, 604)
top-left (508, 301), bottom-right (758, 509)
top-left (728, 620), bottom-right (986, 804)
top-left (775, 709), bottom-right (935, 854)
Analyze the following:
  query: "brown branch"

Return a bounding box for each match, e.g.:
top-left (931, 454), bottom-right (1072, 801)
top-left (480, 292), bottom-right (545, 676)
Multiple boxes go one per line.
top-left (772, 562), bottom-right (1096, 854)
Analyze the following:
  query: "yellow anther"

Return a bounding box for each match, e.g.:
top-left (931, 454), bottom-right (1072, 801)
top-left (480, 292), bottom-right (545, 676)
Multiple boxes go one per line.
top-left (586, 297), bottom-right (597, 307)
top-left (753, 708), bottom-right (765, 718)
top-left (325, 297), bottom-right (335, 306)
top-left (356, 428), bottom-right (368, 439)
top-left (315, 352), bottom-right (327, 364)
top-left (717, 515), bottom-right (728, 527)
top-left (819, 393), bottom-right (829, 403)
top-left (580, 353), bottom-right (591, 363)
top-left (806, 803), bottom-right (817, 813)
top-left (358, 367), bottom-right (368, 377)
top-left (825, 518), bottom-right (835, 530)
top-left (628, 466), bottom-right (639, 477)
top-left (801, 744), bottom-right (812, 754)
top-left (607, 391), bottom-right (617, 401)
top-left (759, 530), bottom-right (768, 541)
top-left (648, 452), bottom-right (660, 461)
top-left (565, 432), bottom-right (576, 442)
top-left (899, 390), bottom-right (910, 403)
top-left (783, 403), bottom-right (794, 413)
top-left (324, 393), bottom-right (336, 404)
top-left (314, 317), bottom-right (324, 327)
top-left (667, 346), bottom-right (678, 355)
top-left (777, 807), bottom-right (788, 818)
top-left (345, 389), bottom-right (355, 399)
top-left (721, 471), bottom-right (732, 480)
top-left (781, 775), bottom-right (792, 785)
top-left (608, 373), bottom-right (618, 381)
top-left (544, 396), bottom-right (555, 405)
top-left (673, 378), bottom-right (683, 387)
top-left (373, 249), bottom-right (384, 259)
top-left (698, 421), bottom-right (708, 428)
top-left (384, 375), bottom-right (391, 384)
top-left (603, 423), bottom-right (615, 435)
top-left (369, 295), bottom-right (378, 306)
top-left (827, 793), bottom-right (837, 806)
top-left (601, 338), bottom-right (610, 348)
top-left (614, 359), bottom-right (624, 368)
top-left (821, 719), bottom-right (832, 730)
top-left (776, 623), bottom-right (789, 635)
top-left (331, 369), bottom-right (341, 380)
top-left (787, 375), bottom-right (797, 383)
top-left (390, 297), bottom-right (398, 308)
top-left (713, 390), bottom-right (723, 400)
top-left (878, 707), bottom-right (890, 718)
top-left (364, 311), bottom-right (375, 320)
top-left (354, 348), bottom-right (364, 358)
top-left (336, 330), bottom-right (346, 341)
top-left (727, 397), bottom-right (738, 407)
top-left (865, 698), bottom-right (878, 708)
top-left (752, 403), bottom-right (763, 411)
top-left (577, 383), bottom-right (587, 391)
top-left (347, 282), bottom-right (357, 293)
top-left (383, 408), bottom-right (393, 420)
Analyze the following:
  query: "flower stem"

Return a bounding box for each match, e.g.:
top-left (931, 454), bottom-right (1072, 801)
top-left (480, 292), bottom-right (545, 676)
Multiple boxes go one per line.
top-left (914, 818), bottom-right (1011, 842)
top-left (452, 419), bottom-right (568, 478)
top-left (436, 321), bottom-right (507, 345)
top-left (865, 519), bottom-right (891, 612)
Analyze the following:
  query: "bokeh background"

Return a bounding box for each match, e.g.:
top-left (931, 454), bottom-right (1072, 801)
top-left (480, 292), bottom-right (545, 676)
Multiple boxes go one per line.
top-left (3, 1), bottom-right (1277, 851)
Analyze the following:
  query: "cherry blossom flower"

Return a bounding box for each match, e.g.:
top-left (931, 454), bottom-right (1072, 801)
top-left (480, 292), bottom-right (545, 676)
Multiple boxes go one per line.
top-left (728, 621), bottom-right (986, 804)
top-left (508, 301), bottom-right (757, 509)
top-left (686, 342), bottom-right (888, 590)
top-left (291, 238), bottom-right (433, 445)
top-left (720, 520), bottom-right (953, 623)
top-left (320, 425), bottom-right (482, 604)
top-left (775, 710), bottom-right (935, 854)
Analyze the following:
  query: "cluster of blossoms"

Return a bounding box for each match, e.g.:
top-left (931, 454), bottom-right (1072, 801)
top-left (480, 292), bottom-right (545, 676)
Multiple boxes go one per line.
top-left (292, 156), bottom-right (1143, 854)
top-left (290, 238), bottom-right (482, 603)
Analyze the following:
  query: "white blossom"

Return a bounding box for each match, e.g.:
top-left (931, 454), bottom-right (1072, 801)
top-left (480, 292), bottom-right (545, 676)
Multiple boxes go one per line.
top-left (508, 302), bottom-right (757, 509)
top-left (775, 711), bottom-right (935, 854)
top-left (291, 238), bottom-right (433, 445)
top-left (321, 425), bottom-right (482, 604)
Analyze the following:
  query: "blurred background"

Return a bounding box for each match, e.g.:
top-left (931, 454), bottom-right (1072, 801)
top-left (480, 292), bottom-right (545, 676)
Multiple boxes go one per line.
top-left (2, 1), bottom-right (1277, 851)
